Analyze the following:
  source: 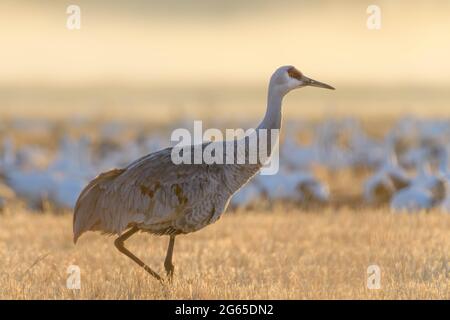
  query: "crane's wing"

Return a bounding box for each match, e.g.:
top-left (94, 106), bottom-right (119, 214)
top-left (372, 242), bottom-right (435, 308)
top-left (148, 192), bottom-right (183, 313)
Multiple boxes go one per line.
top-left (73, 144), bottom-right (226, 242)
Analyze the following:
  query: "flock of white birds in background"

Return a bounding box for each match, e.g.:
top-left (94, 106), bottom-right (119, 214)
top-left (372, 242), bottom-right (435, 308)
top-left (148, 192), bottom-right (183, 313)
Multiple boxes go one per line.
top-left (0, 117), bottom-right (449, 213)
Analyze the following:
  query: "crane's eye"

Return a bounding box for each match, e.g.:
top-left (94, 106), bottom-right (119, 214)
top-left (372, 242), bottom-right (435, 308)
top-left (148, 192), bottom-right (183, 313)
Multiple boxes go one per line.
top-left (287, 67), bottom-right (303, 81)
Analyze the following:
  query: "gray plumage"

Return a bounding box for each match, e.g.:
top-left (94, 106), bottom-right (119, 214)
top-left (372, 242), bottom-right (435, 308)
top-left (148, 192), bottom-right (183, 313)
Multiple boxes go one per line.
top-left (73, 142), bottom-right (261, 242)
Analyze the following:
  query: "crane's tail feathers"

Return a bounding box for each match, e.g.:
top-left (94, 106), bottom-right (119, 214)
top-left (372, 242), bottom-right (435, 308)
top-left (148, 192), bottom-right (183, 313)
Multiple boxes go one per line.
top-left (73, 168), bottom-right (126, 244)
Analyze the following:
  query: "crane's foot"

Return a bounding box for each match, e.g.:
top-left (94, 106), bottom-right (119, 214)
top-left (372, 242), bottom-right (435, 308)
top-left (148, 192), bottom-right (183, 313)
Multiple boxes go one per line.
top-left (164, 262), bottom-right (175, 283)
top-left (142, 265), bottom-right (163, 283)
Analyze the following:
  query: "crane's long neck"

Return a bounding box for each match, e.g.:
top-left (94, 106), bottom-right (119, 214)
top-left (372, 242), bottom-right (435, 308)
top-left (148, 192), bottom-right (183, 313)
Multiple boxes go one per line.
top-left (225, 85), bottom-right (284, 191)
top-left (257, 87), bottom-right (283, 131)
top-left (252, 86), bottom-right (283, 161)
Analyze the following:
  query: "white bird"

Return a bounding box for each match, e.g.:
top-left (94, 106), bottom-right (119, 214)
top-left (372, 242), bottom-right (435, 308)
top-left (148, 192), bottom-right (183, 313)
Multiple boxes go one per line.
top-left (256, 169), bottom-right (328, 203)
top-left (257, 169), bottom-right (303, 200)
top-left (6, 167), bottom-right (55, 208)
top-left (439, 183), bottom-right (450, 212)
top-left (73, 65), bottom-right (334, 281)
top-left (48, 136), bottom-right (96, 208)
top-left (1, 138), bottom-right (52, 208)
top-left (364, 152), bottom-right (410, 204)
top-left (4, 136), bottom-right (95, 209)
top-left (390, 161), bottom-right (445, 213)
top-left (437, 146), bottom-right (450, 213)
top-left (295, 171), bottom-right (329, 202)
top-left (390, 185), bottom-right (434, 212)
top-left (281, 126), bottom-right (318, 170)
top-left (0, 137), bottom-right (15, 171)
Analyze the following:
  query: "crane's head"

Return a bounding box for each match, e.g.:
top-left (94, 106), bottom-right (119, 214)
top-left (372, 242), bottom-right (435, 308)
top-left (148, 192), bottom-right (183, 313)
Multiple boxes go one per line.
top-left (270, 65), bottom-right (335, 95)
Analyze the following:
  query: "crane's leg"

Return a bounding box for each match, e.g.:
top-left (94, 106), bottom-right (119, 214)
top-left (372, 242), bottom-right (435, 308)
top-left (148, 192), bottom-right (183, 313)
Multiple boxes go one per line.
top-left (114, 226), bottom-right (162, 282)
top-left (164, 235), bottom-right (176, 281)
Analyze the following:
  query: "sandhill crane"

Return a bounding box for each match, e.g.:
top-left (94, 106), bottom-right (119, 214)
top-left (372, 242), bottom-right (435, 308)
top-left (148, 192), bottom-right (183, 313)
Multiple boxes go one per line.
top-left (73, 66), bottom-right (334, 282)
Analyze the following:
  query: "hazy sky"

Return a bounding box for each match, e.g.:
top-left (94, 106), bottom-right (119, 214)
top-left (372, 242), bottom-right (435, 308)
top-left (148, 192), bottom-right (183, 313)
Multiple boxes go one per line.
top-left (1, 0), bottom-right (450, 86)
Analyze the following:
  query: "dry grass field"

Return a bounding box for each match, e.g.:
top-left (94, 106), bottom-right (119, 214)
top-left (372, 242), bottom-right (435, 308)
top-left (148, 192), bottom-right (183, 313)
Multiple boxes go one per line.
top-left (0, 208), bottom-right (448, 299)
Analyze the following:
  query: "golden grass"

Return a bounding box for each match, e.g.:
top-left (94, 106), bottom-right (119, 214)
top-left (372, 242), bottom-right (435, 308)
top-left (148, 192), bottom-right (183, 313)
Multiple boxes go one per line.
top-left (0, 209), bottom-right (448, 299)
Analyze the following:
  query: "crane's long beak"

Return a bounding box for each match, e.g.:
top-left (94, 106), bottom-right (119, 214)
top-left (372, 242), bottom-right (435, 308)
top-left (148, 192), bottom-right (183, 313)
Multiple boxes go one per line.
top-left (303, 76), bottom-right (335, 90)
